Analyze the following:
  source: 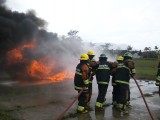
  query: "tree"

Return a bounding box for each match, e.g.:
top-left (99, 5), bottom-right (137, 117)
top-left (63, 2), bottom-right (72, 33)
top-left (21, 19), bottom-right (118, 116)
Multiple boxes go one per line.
top-left (144, 47), bottom-right (150, 51)
top-left (154, 46), bottom-right (158, 50)
top-left (138, 50), bottom-right (142, 56)
top-left (62, 30), bottom-right (83, 57)
top-left (101, 43), bottom-right (111, 52)
top-left (154, 46), bottom-right (159, 59)
top-left (148, 47), bottom-right (151, 51)
top-left (127, 45), bottom-right (132, 51)
top-left (67, 30), bottom-right (81, 42)
top-left (67, 30), bottom-right (78, 36)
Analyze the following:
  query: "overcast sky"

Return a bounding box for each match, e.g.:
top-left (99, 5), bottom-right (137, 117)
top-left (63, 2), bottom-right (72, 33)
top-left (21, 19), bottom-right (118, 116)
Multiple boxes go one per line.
top-left (6, 0), bottom-right (160, 50)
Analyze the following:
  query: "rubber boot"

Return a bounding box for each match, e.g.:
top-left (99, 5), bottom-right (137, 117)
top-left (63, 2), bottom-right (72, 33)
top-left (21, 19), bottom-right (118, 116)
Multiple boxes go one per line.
top-left (77, 105), bottom-right (89, 114)
top-left (119, 104), bottom-right (128, 114)
top-left (95, 102), bottom-right (104, 111)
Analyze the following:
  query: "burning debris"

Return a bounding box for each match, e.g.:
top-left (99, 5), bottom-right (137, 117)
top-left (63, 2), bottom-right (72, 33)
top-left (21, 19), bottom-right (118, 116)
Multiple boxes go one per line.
top-left (0, 0), bottom-right (82, 83)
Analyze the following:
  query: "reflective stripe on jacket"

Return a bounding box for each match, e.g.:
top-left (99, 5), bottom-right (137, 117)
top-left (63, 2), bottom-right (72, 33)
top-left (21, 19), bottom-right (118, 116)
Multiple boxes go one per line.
top-left (74, 62), bottom-right (89, 91)
top-left (115, 61), bottom-right (131, 85)
top-left (96, 60), bottom-right (112, 84)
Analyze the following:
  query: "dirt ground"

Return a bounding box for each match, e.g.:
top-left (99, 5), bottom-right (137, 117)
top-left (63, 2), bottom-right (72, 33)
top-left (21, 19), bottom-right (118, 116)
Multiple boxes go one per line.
top-left (0, 76), bottom-right (160, 120)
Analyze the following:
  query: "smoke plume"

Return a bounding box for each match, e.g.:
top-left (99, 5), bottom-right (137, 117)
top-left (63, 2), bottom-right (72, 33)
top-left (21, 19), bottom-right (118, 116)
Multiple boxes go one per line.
top-left (0, 0), bottom-right (83, 82)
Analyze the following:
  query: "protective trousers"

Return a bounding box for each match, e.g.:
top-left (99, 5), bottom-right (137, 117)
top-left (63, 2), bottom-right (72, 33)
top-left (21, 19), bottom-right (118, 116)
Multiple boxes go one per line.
top-left (116, 83), bottom-right (129, 109)
top-left (126, 87), bottom-right (130, 105)
top-left (88, 83), bottom-right (92, 103)
top-left (112, 85), bottom-right (118, 104)
top-left (96, 84), bottom-right (108, 104)
top-left (78, 91), bottom-right (89, 109)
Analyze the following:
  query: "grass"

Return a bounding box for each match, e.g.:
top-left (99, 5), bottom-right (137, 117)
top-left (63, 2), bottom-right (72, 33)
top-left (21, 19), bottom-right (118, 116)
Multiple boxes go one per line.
top-left (134, 58), bottom-right (159, 80)
top-left (0, 109), bottom-right (17, 120)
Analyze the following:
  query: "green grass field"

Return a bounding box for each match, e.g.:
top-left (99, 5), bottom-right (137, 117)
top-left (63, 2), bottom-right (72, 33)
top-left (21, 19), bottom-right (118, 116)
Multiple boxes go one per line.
top-left (134, 58), bottom-right (159, 80)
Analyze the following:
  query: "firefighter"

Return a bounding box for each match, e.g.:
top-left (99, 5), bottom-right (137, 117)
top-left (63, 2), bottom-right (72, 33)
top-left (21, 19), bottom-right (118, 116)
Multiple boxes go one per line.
top-left (155, 61), bottom-right (160, 96)
top-left (123, 52), bottom-right (136, 107)
top-left (87, 50), bottom-right (97, 104)
top-left (111, 56), bottom-right (124, 107)
top-left (115, 52), bottom-right (135, 114)
top-left (95, 53), bottom-right (112, 110)
top-left (74, 53), bottom-right (90, 113)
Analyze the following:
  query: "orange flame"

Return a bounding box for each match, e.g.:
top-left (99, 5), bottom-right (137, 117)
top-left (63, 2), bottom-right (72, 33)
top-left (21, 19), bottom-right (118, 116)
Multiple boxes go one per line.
top-left (26, 59), bottom-right (74, 84)
top-left (6, 42), bottom-right (35, 65)
top-left (6, 49), bottom-right (23, 64)
top-left (27, 60), bottom-right (48, 79)
top-left (6, 41), bottom-right (74, 84)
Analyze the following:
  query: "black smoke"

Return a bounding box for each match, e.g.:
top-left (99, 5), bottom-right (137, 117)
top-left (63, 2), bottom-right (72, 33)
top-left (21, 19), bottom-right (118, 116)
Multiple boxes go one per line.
top-left (0, 1), bottom-right (47, 54)
top-left (0, 0), bottom-right (83, 81)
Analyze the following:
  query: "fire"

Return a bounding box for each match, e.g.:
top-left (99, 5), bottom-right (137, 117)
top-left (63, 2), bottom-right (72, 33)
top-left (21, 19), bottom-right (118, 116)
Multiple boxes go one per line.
top-left (27, 60), bottom-right (48, 79)
top-left (34, 71), bottom-right (74, 85)
top-left (49, 72), bottom-right (74, 82)
top-left (6, 49), bottom-right (23, 65)
top-left (5, 41), bottom-right (74, 84)
top-left (26, 59), bottom-right (74, 84)
top-left (6, 42), bottom-right (35, 65)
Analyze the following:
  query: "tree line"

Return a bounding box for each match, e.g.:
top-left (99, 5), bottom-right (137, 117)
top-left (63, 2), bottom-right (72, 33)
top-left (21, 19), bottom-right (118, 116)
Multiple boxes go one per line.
top-left (89, 42), bottom-right (160, 59)
top-left (60, 30), bottom-right (160, 59)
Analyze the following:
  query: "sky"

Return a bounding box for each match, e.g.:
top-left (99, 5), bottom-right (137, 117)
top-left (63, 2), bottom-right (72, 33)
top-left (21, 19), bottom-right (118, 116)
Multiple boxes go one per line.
top-left (6, 0), bottom-right (160, 50)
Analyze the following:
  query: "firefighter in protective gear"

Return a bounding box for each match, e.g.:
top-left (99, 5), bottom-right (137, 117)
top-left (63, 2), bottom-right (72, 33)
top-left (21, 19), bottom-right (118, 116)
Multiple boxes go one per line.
top-left (95, 53), bottom-right (112, 110)
top-left (155, 61), bottom-right (160, 96)
top-left (87, 50), bottom-right (97, 104)
top-left (123, 52), bottom-right (136, 107)
top-left (115, 52), bottom-right (135, 114)
top-left (74, 53), bottom-right (90, 113)
top-left (111, 56), bottom-right (124, 107)
top-left (87, 50), bottom-right (95, 60)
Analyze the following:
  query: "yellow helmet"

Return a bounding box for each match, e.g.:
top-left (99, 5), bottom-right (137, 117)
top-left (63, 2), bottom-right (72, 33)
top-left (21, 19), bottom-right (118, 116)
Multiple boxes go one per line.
top-left (117, 56), bottom-right (124, 61)
top-left (80, 53), bottom-right (89, 60)
top-left (87, 50), bottom-right (95, 55)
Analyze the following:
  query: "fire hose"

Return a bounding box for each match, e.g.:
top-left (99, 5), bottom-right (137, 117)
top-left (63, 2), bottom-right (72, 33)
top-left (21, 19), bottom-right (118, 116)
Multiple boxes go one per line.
top-left (56, 87), bottom-right (85, 120)
top-left (56, 76), bottom-right (155, 120)
top-left (132, 76), bottom-right (154, 120)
